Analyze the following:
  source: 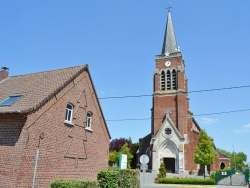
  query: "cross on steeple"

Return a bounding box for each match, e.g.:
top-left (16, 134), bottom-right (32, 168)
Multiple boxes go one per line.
top-left (167, 2), bottom-right (172, 12)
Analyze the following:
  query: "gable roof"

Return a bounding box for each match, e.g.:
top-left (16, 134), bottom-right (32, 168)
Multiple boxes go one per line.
top-left (0, 65), bottom-right (87, 114)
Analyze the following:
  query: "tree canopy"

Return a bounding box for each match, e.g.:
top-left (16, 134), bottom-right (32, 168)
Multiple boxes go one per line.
top-left (217, 148), bottom-right (247, 171)
top-left (194, 130), bottom-right (216, 170)
top-left (109, 137), bottom-right (139, 169)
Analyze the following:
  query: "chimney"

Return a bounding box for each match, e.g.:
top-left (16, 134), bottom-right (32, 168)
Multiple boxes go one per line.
top-left (0, 67), bottom-right (9, 81)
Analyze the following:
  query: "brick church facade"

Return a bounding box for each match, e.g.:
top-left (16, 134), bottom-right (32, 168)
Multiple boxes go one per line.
top-left (138, 11), bottom-right (230, 174)
top-left (0, 65), bottom-right (110, 187)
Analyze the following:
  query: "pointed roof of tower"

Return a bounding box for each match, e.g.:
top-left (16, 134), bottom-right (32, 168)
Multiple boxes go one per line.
top-left (161, 10), bottom-right (179, 56)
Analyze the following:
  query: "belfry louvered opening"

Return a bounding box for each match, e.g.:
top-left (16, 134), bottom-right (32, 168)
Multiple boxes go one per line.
top-left (160, 69), bottom-right (178, 91)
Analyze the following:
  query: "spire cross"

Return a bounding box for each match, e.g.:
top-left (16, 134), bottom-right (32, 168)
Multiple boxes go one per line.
top-left (167, 2), bottom-right (172, 12)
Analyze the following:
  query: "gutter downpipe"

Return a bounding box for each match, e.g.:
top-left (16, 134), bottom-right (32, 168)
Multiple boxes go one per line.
top-left (32, 133), bottom-right (44, 188)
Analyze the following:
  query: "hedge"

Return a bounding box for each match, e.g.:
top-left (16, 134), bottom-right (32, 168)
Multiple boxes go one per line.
top-left (97, 169), bottom-right (140, 188)
top-left (159, 178), bottom-right (216, 185)
top-left (50, 179), bottom-right (98, 188)
top-left (98, 170), bottom-right (120, 188)
top-left (119, 169), bottom-right (140, 188)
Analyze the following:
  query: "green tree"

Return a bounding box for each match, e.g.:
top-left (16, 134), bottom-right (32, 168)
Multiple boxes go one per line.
top-left (109, 150), bottom-right (119, 163)
top-left (217, 148), bottom-right (247, 171)
top-left (130, 142), bottom-right (139, 169)
top-left (231, 152), bottom-right (247, 171)
top-left (157, 163), bottom-right (167, 179)
top-left (194, 129), bottom-right (216, 179)
top-left (119, 143), bottom-right (133, 168)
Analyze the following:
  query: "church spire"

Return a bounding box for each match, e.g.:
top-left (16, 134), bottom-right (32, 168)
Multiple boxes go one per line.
top-left (161, 10), bottom-right (179, 56)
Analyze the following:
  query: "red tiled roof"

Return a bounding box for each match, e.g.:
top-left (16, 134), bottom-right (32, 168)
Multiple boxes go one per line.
top-left (0, 65), bottom-right (87, 114)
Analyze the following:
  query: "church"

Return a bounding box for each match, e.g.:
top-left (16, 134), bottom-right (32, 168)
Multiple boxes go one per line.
top-left (138, 10), bottom-right (230, 174)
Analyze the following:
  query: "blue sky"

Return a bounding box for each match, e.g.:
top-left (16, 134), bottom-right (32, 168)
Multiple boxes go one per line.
top-left (1, 1), bottom-right (250, 163)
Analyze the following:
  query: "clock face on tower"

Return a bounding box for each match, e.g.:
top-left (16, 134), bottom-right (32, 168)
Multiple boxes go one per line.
top-left (165, 61), bottom-right (171, 67)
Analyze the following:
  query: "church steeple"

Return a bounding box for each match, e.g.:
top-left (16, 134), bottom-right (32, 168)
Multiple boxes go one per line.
top-left (161, 10), bottom-right (179, 56)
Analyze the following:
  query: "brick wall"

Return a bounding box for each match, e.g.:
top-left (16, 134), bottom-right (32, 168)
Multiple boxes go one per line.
top-left (0, 70), bottom-right (110, 188)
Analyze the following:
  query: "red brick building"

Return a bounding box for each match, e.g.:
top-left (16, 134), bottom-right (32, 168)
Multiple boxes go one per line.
top-left (138, 11), bottom-right (230, 174)
top-left (0, 65), bottom-right (111, 187)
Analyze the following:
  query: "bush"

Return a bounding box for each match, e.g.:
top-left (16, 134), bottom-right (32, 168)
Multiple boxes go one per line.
top-left (210, 171), bottom-right (216, 181)
top-left (157, 163), bottom-right (167, 179)
top-left (50, 179), bottom-right (98, 188)
top-left (97, 169), bottom-right (140, 188)
top-left (119, 169), bottom-right (140, 188)
top-left (159, 178), bottom-right (215, 185)
top-left (98, 170), bottom-right (119, 188)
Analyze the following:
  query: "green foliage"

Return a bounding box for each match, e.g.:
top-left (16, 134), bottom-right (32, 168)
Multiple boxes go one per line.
top-left (108, 166), bottom-right (119, 171)
top-left (130, 142), bottom-right (139, 169)
top-left (109, 150), bottom-right (119, 163)
top-left (119, 143), bottom-right (133, 168)
top-left (98, 170), bottom-right (120, 188)
top-left (194, 129), bottom-right (216, 166)
top-left (157, 163), bottom-right (167, 179)
top-left (217, 148), bottom-right (248, 171)
top-left (50, 179), bottom-right (98, 188)
top-left (109, 138), bottom-right (139, 169)
top-left (210, 171), bottom-right (216, 181)
top-left (159, 178), bottom-right (215, 185)
top-left (231, 152), bottom-right (247, 171)
top-left (119, 169), bottom-right (140, 188)
top-left (97, 169), bottom-right (140, 188)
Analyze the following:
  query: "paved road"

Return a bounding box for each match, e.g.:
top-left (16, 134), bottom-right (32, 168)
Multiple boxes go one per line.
top-left (140, 172), bottom-right (248, 188)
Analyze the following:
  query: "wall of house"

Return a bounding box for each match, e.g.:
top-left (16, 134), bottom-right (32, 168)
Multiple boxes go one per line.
top-left (0, 115), bottom-right (28, 188)
top-left (2, 70), bottom-right (111, 188)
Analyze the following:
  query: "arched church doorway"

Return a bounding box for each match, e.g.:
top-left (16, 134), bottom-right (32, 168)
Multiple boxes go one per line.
top-left (164, 158), bottom-right (175, 173)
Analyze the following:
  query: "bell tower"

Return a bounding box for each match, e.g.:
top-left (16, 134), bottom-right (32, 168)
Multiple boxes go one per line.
top-left (152, 10), bottom-right (189, 137)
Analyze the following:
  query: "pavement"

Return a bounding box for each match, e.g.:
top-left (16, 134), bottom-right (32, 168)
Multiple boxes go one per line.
top-left (140, 172), bottom-right (249, 188)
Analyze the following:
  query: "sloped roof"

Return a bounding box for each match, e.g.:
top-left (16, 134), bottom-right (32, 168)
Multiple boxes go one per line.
top-left (0, 65), bottom-right (87, 114)
top-left (162, 10), bottom-right (179, 55)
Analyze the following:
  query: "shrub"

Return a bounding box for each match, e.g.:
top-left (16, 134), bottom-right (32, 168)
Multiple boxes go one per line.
top-left (97, 169), bottom-right (140, 188)
top-left (50, 179), bottom-right (98, 188)
top-left (119, 169), bottom-right (140, 188)
top-left (157, 163), bottom-right (167, 179)
top-left (210, 171), bottom-right (216, 181)
top-left (159, 178), bottom-right (215, 185)
top-left (98, 170), bottom-right (119, 188)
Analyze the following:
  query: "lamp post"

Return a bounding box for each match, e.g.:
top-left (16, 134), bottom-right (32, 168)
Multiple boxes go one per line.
top-left (232, 145), bottom-right (236, 171)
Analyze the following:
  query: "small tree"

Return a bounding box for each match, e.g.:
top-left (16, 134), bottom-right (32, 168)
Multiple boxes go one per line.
top-left (194, 129), bottom-right (216, 179)
top-left (109, 150), bottom-right (119, 166)
top-left (157, 162), bottom-right (167, 179)
top-left (119, 143), bottom-right (133, 168)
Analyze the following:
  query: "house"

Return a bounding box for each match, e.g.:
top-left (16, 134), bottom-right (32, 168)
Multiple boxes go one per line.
top-left (0, 65), bottom-right (111, 187)
top-left (138, 10), bottom-right (230, 174)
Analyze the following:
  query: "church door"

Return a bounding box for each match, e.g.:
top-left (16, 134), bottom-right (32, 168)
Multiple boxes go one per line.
top-left (163, 158), bottom-right (175, 173)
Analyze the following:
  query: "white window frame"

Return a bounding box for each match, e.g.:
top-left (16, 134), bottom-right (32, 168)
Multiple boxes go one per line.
top-left (64, 103), bottom-right (73, 124)
top-left (85, 111), bottom-right (93, 131)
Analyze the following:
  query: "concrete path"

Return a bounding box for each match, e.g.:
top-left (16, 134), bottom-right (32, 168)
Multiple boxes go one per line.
top-left (140, 172), bottom-right (248, 188)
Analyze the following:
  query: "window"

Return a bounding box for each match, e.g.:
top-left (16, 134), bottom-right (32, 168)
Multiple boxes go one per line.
top-left (86, 111), bottom-right (93, 129)
top-left (172, 69), bottom-right (177, 90)
top-left (166, 70), bottom-right (171, 90)
top-left (0, 95), bottom-right (22, 106)
top-left (160, 71), bottom-right (166, 90)
top-left (65, 103), bottom-right (73, 122)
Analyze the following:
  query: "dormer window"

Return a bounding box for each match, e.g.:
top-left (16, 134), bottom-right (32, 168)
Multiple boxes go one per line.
top-left (65, 103), bottom-right (73, 123)
top-left (86, 111), bottom-right (93, 130)
top-left (0, 95), bottom-right (22, 107)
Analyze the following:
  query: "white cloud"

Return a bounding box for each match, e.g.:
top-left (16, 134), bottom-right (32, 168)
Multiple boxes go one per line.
top-left (200, 117), bottom-right (218, 125)
top-left (233, 124), bottom-right (250, 133)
